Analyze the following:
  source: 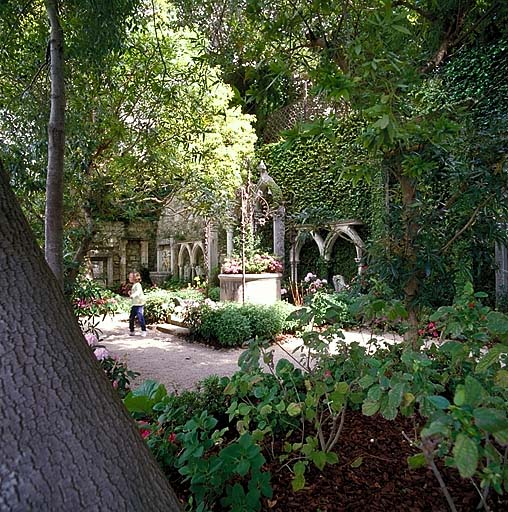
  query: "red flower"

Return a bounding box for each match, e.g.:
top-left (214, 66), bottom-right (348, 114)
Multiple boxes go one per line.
top-left (168, 432), bottom-right (177, 443)
top-left (324, 370), bottom-right (332, 378)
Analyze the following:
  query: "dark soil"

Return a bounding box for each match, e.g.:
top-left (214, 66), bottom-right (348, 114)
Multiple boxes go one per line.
top-left (263, 411), bottom-right (508, 512)
top-left (170, 409), bottom-right (508, 511)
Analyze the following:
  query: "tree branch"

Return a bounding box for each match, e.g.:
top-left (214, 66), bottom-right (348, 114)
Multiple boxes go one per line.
top-left (441, 194), bottom-right (494, 254)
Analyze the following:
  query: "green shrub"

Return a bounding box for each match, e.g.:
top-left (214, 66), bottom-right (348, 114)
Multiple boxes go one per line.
top-left (71, 275), bottom-right (122, 333)
top-left (176, 286), bottom-right (206, 301)
top-left (143, 289), bottom-right (177, 324)
top-left (271, 301), bottom-right (299, 333)
top-left (241, 304), bottom-right (284, 339)
top-left (191, 301), bottom-right (296, 347)
top-left (214, 305), bottom-right (253, 347)
top-left (305, 290), bottom-right (352, 326)
top-left (208, 286), bottom-right (221, 301)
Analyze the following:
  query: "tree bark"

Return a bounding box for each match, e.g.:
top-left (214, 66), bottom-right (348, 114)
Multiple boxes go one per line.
top-left (44, 0), bottom-right (65, 286)
top-left (0, 164), bottom-right (182, 510)
top-left (399, 172), bottom-right (420, 346)
top-left (65, 204), bottom-right (97, 289)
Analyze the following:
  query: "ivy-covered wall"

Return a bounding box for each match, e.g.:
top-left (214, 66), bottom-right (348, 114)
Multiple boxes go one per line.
top-left (259, 117), bottom-right (384, 233)
top-left (258, 116), bottom-right (385, 279)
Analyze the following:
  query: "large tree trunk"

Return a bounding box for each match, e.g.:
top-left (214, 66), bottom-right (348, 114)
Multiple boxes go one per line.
top-left (0, 164), bottom-right (181, 510)
top-left (44, 0), bottom-right (65, 286)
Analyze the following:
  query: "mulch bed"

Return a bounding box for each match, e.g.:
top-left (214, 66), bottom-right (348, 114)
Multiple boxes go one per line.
top-left (263, 411), bottom-right (508, 511)
top-left (169, 409), bottom-right (508, 510)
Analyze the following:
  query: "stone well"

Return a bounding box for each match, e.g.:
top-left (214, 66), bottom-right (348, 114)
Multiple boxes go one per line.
top-left (219, 273), bottom-right (282, 305)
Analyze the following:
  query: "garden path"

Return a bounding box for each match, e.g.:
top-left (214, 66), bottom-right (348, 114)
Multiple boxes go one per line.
top-left (97, 313), bottom-right (403, 392)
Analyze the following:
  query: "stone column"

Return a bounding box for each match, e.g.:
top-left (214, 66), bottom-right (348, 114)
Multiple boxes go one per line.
top-left (170, 238), bottom-right (176, 275)
top-left (207, 223), bottom-right (219, 278)
top-left (289, 243), bottom-right (298, 282)
top-left (156, 246), bottom-right (162, 272)
top-left (355, 257), bottom-right (363, 275)
top-left (140, 240), bottom-right (149, 268)
top-left (226, 228), bottom-right (234, 258)
top-left (496, 242), bottom-right (508, 305)
top-left (107, 257), bottom-right (114, 286)
top-left (119, 240), bottom-right (127, 282)
top-left (273, 206), bottom-right (285, 262)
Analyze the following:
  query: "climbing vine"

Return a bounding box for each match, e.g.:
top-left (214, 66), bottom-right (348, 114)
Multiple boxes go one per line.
top-left (258, 116), bottom-right (385, 237)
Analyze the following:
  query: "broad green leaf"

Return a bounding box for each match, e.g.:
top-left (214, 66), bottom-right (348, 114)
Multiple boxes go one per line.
top-left (407, 453), bottom-right (426, 469)
top-left (454, 385), bottom-right (465, 406)
top-left (287, 402), bottom-right (302, 417)
top-left (486, 312), bottom-right (508, 336)
top-left (453, 434), bottom-right (478, 478)
top-left (326, 452), bottom-right (339, 465)
top-left (291, 473), bottom-right (305, 492)
top-left (473, 408), bottom-right (508, 433)
top-left (362, 400), bottom-right (380, 416)
top-left (373, 114), bottom-right (390, 129)
top-left (427, 395), bottom-right (450, 410)
top-left (495, 369), bottom-right (508, 387)
top-left (494, 429), bottom-right (508, 446)
top-left (381, 402), bottom-right (397, 421)
top-left (464, 376), bottom-right (484, 407)
top-left (476, 344), bottom-right (508, 373)
top-left (392, 24), bottom-right (412, 35)
top-left (350, 456), bottom-right (363, 468)
top-left (367, 384), bottom-right (382, 401)
top-left (388, 383), bottom-right (405, 409)
top-left (311, 450), bottom-right (327, 471)
top-left (237, 459), bottom-right (250, 476)
top-left (358, 374), bottom-right (375, 389)
top-left (260, 405), bottom-right (272, 416)
top-left (402, 392), bottom-right (415, 407)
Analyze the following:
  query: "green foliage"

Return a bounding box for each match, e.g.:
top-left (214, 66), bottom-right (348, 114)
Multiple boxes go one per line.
top-left (98, 354), bottom-right (140, 399)
top-left (143, 290), bottom-right (178, 325)
top-left (259, 116), bottom-right (384, 231)
top-left (207, 286), bottom-right (221, 302)
top-left (143, 287), bottom-right (206, 325)
top-left (71, 275), bottom-right (121, 334)
top-left (189, 301), bottom-right (297, 347)
top-left (207, 305), bottom-right (253, 347)
top-left (127, 288), bottom-right (508, 510)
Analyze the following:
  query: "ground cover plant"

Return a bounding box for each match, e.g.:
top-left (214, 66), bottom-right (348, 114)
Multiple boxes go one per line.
top-left (124, 285), bottom-right (508, 511)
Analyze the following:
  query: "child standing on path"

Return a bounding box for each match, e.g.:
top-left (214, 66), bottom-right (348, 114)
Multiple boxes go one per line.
top-left (128, 271), bottom-right (147, 337)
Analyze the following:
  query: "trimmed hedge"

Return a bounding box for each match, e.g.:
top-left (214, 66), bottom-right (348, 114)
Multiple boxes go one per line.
top-left (193, 301), bottom-right (297, 347)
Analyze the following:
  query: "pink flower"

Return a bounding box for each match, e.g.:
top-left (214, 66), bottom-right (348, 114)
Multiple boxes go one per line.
top-left (93, 347), bottom-right (110, 360)
top-left (168, 432), bottom-right (177, 443)
top-left (138, 421), bottom-right (151, 439)
top-left (112, 380), bottom-right (119, 389)
top-left (324, 370), bottom-right (332, 378)
top-left (84, 332), bottom-right (98, 347)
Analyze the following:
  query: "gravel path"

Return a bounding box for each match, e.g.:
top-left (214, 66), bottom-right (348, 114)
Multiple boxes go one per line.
top-left (97, 313), bottom-right (402, 393)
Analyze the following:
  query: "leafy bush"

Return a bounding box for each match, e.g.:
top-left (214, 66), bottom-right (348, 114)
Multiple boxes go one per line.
top-left (304, 290), bottom-right (352, 327)
top-left (208, 286), bottom-right (221, 301)
top-left (241, 304), bottom-right (284, 339)
top-left (143, 289), bottom-right (177, 324)
top-left (86, 333), bottom-right (139, 398)
top-left (189, 301), bottom-right (298, 347)
top-left (213, 305), bottom-right (253, 347)
top-left (71, 275), bottom-right (122, 334)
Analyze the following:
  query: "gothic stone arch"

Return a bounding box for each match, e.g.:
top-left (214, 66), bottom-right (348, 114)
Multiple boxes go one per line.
top-left (290, 221), bottom-right (364, 283)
